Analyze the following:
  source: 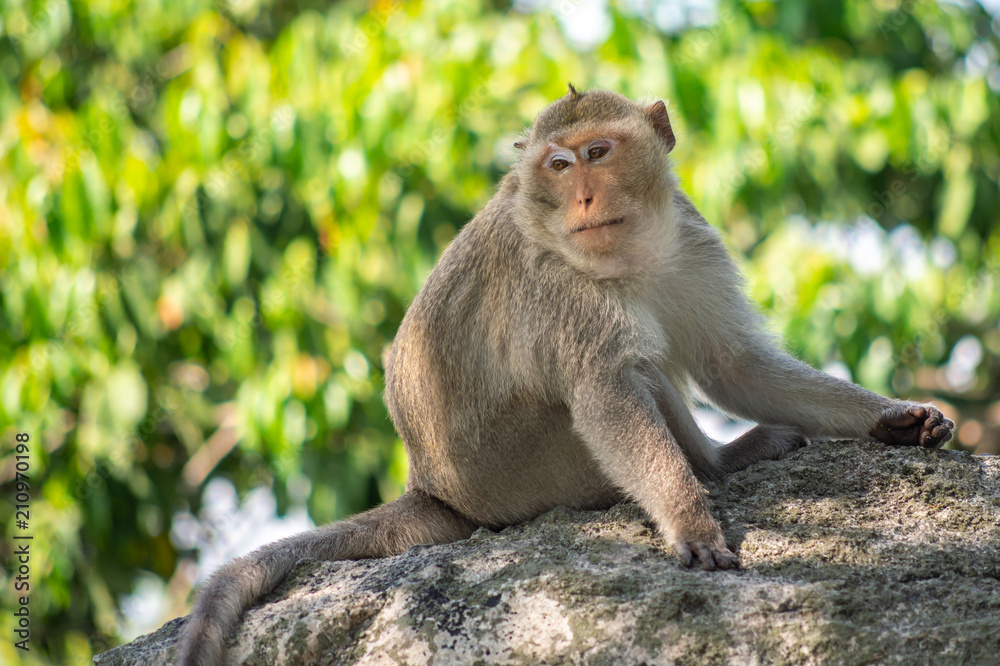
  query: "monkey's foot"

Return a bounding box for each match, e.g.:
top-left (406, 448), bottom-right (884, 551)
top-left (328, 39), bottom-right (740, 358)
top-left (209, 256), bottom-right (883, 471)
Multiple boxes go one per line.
top-left (715, 424), bottom-right (808, 478)
top-left (674, 538), bottom-right (739, 571)
top-left (870, 403), bottom-right (954, 448)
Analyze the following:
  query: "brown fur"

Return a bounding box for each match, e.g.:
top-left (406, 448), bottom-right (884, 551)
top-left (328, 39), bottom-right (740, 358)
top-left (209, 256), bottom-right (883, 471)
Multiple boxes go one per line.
top-left (175, 87), bottom-right (953, 665)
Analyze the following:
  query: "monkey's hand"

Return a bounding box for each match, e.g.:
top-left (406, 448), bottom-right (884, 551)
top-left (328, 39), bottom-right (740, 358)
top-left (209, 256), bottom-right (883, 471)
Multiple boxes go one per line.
top-left (869, 402), bottom-right (954, 448)
top-left (672, 524), bottom-right (739, 571)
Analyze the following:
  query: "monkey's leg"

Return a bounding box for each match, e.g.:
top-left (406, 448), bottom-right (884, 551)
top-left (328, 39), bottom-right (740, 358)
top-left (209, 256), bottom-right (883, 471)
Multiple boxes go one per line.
top-left (637, 364), bottom-right (719, 479)
top-left (176, 490), bottom-right (476, 666)
top-left (639, 366), bottom-right (804, 481)
top-left (571, 368), bottom-right (737, 571)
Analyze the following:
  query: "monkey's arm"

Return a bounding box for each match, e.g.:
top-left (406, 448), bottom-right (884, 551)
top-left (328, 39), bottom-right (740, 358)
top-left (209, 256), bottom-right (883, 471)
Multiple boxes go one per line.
top-left (690, 339), bottom-right (953, 447)
top-left (668, 196), bottom-right (951, 447)
top-left (569, 366), bottom-right (737, 570)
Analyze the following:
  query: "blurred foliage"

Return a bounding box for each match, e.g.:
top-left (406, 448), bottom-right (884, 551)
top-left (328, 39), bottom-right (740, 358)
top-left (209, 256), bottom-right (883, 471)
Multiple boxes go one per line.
top-left (1, 0), bottom-right (999, 662)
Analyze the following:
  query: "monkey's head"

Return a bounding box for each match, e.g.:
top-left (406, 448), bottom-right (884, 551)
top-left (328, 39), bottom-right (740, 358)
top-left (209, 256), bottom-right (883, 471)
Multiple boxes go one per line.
top-left (512, 86), bottom-right (678, 276)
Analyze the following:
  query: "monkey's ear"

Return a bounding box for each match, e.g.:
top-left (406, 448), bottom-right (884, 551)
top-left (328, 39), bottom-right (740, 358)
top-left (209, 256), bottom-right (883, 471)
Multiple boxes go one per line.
top-left (645, 100), bottom-right (676, 153)
top-left (513, 141), bottom-right (526, 150)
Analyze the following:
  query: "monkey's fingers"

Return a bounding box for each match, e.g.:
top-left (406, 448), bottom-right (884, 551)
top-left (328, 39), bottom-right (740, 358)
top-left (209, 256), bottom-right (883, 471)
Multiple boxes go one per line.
top-left (675, 542), bottom-right (694, 568)
top-left (696, 543), bottom-right (716, 571)
top-left (675, 540), bottom-right (739, 571)
top-left (878, 405), bottom-right (926, 430)
top-left (871, 404), bottom-right (951, 447)
top-left (920, 416), bottom-right (954, 449)
top-left (713, 547), bottom-right (739, 570)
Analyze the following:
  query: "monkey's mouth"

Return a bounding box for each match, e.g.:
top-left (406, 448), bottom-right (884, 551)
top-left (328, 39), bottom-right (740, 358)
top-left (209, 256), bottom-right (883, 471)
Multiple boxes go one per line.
top-left (571, 217), bottom-right (624, 234)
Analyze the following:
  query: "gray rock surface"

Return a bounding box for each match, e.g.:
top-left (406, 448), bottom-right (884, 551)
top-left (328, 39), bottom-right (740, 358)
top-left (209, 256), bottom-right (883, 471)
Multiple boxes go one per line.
top-left (97, 440), bottom-right (1000, 665)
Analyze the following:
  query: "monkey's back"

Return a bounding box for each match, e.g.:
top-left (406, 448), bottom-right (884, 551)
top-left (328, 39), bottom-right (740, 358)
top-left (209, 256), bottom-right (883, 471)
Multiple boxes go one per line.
top-left (384, 182), bottom-right (628, 528)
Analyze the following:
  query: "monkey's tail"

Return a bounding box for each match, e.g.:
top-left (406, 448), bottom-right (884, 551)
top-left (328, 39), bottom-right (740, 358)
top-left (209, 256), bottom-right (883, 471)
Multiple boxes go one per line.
top-left (176, 489), bottom-right (477, 666)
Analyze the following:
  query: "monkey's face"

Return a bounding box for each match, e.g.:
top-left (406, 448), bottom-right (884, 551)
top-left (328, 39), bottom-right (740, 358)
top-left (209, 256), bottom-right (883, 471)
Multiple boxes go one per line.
top-left (515, 89), bottom-right (678, 275)
top-left (526, 123), bottom-right (673, 260)
top-left (536, 133), bottom-right (630, 254)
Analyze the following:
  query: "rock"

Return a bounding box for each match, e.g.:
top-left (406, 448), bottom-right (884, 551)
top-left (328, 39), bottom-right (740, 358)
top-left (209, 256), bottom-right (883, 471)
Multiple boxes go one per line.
top-left (96, 440), bottom-right (1000, 665)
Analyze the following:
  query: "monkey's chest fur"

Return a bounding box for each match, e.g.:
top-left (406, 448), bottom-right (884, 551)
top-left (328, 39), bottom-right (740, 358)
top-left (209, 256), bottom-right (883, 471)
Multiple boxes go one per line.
top-left (384, 203), bottom-right (700, 529)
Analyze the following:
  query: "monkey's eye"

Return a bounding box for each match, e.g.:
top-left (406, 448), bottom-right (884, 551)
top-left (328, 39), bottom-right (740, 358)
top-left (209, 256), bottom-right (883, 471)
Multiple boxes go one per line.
top-left (587, 144), bottom-right (611, 160)
top-left (551, 158), bottom-right (571, 171)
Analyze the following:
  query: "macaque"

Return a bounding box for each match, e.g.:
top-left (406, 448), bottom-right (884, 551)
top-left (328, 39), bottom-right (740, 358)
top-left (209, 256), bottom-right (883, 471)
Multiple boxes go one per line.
top-left (175, 86), bottom-right (953, 665)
